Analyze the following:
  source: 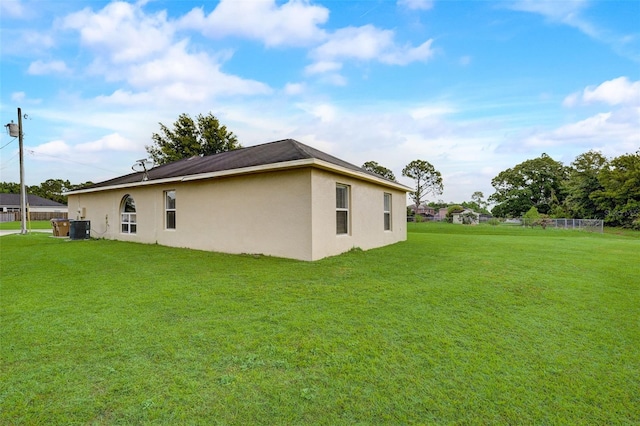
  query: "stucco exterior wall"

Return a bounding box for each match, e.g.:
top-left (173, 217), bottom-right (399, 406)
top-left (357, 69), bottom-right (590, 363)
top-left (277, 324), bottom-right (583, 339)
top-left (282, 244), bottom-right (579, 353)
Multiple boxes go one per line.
top-left (310, 169), bottom-right (406, 260)
top-left (68, 169), bottom-right (314, 260)
top-left (67, 166), bottom-right (407, 261)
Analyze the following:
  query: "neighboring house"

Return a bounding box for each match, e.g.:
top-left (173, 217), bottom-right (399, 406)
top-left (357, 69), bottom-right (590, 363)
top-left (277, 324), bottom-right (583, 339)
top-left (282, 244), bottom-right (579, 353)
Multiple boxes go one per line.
top-left (436, 208), bottom-right (449, 221)
top-left (0, 193), bottom-right (68, 220)
top-left (409, 204), bottom-right (435, 217)
top-left (452, 209), bottom-right (480, 225)
top-left (66, 139), bottom-right (411, 261)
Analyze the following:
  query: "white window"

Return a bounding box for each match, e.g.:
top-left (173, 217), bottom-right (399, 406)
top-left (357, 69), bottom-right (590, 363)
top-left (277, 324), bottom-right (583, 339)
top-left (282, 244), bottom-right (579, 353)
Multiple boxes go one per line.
top-left (121, 195), bottom-right (137, 234)
top-left (384, 193), bottom-right (392, 231)
top-left (336, 184), bottom-right (349, 235)
top-left (165, 190), bottom-right (176, 229)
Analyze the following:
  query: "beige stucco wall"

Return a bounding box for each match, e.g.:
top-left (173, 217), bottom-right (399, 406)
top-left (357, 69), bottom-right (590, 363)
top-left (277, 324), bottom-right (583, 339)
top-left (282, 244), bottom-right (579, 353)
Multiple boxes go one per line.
top-left (67, 166), bottom-right (407, 261)
top-left (310, 169), bottom-right (406, 260)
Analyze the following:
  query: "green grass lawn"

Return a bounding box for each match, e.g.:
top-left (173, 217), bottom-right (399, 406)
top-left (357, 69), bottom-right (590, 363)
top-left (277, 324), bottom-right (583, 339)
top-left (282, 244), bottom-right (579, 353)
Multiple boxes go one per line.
top-left (1, 223), bottom-right (638, 424)
top-left (0, 220), bottom-right (56, 230)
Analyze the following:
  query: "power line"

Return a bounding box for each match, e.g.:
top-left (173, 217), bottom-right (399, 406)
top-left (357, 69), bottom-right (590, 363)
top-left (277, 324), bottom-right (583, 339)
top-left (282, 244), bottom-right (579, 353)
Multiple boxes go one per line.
top-left (0, 137), bottom-right (16, 150)
top-left (0, 152), bottom-right (20, 170)
top-left (25, 149), bottom-right (122, 174)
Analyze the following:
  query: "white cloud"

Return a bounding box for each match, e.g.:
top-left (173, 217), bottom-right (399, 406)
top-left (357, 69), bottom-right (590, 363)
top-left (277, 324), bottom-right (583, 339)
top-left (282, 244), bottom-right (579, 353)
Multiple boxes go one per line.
top-left (284, 83), bottom-right (305, 95)
top-left (509, 0), bottom-right (588, 23)
top-left (305, 61), bottom-right (342, 75)
top-left (319, 73), bottom-right (348, 87)
top-left (562, 92), bottom-right (580, 108)
top-left (60, 4), bottom-right (272, 105)
top-left (312, 25), bottom-right (393, 61)
top-left (459, 55), bottom-right (472, 66)
top-left (398, 0), bottom-right (434, 11)
top-left (63, 1), bottom-right (174, 63)
top-left (10, 91), bottom-right (42, 104)
top-left (410, 105), bottom-right (456, 119)
top-left (11, 92), bottom-right (26, 102)
top-left (381, 39), bottom-right (434, 65)
top-left (77, 133), bottom-right (137, 152)
top-left (520, 108), bottom-right (640, 154)
top-left (564, 77), bottom-right (640, 107)
top-left (582, 77), bottom-right (640, 106)
top-left (29, 140), bottom-right (71, 156)
top-left (28, 60), bottom-right (68, 75)
top-left (24, 32), bottom-right (55, 50)
top-left (125, 41), bottom-right (272, 100)
top-left (180, 0), bottom-right (329, 47)
top-left (0, 0), bottom-right (25, 18)
top-left (311, 25), bottom-right (435, 68)
top-left (507, 0), bottom-right (640, 62)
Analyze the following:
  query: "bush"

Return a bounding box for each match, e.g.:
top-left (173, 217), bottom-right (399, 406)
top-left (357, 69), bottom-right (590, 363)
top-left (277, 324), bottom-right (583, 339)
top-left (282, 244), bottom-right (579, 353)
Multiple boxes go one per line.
top-left (488, 218), bottom-right (500, 226)
top-left (522, 206), bottom-right (540, 227)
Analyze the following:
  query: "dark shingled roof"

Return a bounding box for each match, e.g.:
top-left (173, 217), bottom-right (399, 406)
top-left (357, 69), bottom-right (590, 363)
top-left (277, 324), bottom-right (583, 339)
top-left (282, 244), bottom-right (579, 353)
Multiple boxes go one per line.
top-left (86, 139), bottom-right (391, 189)
top-left (0, 193), bottom-right (67, 207)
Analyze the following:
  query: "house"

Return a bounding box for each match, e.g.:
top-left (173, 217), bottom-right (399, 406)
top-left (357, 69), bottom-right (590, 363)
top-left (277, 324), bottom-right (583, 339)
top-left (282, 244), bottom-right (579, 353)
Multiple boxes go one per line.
top-left (65, 139), bottom-right (411, 261)
top-left (436, 207), bottom-right (449, 221)
top-left (409, 204), bottom-right (435, 218)
top-left (0, 193), bottom-right (68, 221)
top-left (452, 209), bottom-right (480, 225)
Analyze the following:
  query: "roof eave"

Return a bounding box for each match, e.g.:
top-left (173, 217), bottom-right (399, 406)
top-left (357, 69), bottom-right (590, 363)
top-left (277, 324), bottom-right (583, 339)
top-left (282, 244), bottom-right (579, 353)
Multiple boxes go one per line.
top-left (65, 158), bottom-right (410, 195)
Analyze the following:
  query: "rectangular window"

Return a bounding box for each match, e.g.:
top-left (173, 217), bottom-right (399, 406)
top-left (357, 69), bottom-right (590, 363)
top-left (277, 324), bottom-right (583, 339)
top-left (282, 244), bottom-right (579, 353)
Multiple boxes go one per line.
top-left (165, 190), bottom-right (176, 229)
top-left (121, 213), bottom-right (136, 234)
top-left (384, 193), bottom-right (392, 231)
top-left (336, 184), bottom-right (349, 235)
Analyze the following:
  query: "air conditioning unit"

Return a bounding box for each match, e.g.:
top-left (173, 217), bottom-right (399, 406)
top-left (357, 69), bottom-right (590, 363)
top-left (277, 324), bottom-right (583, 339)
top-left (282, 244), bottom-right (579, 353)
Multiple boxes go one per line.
top-left (69, 220), bottom-right (90, 240)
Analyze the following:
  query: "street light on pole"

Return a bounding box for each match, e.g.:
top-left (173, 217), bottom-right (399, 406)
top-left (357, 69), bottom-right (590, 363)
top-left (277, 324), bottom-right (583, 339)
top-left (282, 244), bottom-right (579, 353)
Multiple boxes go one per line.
top-left (5, 108), bottom-right (27, 235)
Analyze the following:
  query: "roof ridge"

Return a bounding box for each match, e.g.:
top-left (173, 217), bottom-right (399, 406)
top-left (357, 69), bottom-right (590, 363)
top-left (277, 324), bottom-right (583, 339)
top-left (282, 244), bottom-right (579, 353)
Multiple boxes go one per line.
top-left (287, 139), bottom-right (316, 160)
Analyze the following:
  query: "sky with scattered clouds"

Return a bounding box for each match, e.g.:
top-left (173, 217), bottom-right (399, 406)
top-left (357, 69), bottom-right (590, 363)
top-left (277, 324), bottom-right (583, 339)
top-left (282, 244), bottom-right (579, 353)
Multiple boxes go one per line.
top-left (1, 0), bottom-right (638, 204)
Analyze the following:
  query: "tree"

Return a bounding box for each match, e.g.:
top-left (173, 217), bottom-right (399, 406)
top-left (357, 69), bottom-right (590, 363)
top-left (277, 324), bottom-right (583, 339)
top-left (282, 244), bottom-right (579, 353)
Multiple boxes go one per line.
top-left (0, 182), bottom-right (21, 193)
top-left (564, 150), bottom-right (608, 219)
top-left (471, 191), bottom-right (488, 210)
top-left (2, 179), bottom-right (94, 204)
top-left (30, 179), bottom-right (94, 204)
top-left (489, 153), bottom-right (568, 217)
top-left (362, 161), bottom-right (396, 181)
top-left (522, 206), bottom-right (540, 227)
top-left (591, 150), bottom-right (640, 228)
top-left (402, 160), bottom-right (443, 210)
top-left (146, 112), bottom-right (241, 165)
top-left (462, 191), bottom-right (490, 215)
top-left (31, 179), bottom-right (72, 204)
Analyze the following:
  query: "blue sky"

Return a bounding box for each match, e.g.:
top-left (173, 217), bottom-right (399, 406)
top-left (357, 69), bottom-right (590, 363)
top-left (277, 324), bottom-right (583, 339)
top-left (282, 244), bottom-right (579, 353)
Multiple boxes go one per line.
top-left (1, 0), bottom-right (638, 204)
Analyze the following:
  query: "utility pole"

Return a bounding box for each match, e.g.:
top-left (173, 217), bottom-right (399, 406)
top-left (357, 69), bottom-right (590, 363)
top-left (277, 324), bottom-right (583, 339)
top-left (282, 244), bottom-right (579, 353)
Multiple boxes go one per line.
top-left (4, 108), bottom-right (27, 234)
top-left (18, 108), bottom-right (27, 235)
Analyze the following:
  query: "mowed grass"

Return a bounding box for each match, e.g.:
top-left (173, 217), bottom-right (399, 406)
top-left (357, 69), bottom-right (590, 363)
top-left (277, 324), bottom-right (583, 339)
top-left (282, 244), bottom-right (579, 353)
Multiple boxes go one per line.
top-left (0, 220), bottom-right (54, 230)
top-left (1, 223), bottom-right (638, 424)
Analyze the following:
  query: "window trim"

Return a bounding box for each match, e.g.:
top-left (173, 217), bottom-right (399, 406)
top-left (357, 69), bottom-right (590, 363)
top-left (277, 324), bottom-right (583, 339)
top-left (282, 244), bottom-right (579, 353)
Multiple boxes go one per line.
top-left (336, 184), bottom-right (350, 235)
top-left (164, 190), bottom-right (176, 230)
top-left (384, 192), bottom-right (392, 231)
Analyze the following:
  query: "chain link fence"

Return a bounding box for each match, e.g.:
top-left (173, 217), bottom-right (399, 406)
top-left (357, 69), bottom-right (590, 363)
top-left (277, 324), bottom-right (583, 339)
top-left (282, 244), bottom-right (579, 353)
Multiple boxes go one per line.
top-left (519, 218), bottom-right (604, 233)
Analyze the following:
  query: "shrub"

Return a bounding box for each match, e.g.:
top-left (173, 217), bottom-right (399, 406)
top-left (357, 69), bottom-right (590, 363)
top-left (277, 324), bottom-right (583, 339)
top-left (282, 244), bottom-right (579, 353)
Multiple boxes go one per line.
top-left (522, 206), bottom-right (540, 227)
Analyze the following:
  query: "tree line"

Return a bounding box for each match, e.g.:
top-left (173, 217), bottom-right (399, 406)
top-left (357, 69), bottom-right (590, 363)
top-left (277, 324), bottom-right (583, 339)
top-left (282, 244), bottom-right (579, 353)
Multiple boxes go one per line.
top-left (0, 179), bottom-right (94, 205)
top-left (488, 150), bottom-right (640, 228)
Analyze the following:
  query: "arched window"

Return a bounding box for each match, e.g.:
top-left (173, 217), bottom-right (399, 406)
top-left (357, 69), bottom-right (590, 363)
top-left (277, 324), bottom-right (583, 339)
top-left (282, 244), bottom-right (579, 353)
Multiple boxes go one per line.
top-left (121, 195), bottom-right (137, 234)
